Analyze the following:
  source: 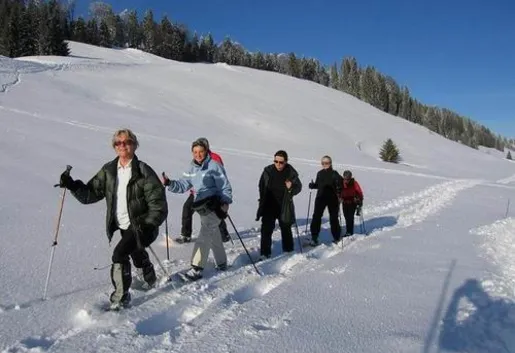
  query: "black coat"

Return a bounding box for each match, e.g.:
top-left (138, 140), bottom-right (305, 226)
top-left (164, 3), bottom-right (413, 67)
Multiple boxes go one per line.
top-left (68, 155), bottom-right (168, 243)
top-left (310, 168), bottom-right (343, 200)
top-left (256, 164), bottom-right (302, 225)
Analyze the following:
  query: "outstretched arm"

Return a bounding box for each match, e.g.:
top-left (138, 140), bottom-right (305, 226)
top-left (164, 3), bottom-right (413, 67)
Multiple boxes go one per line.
top-left (69, 168), bottom-right (106, 204)
top-left (162, 170), bottom-right (193, 194)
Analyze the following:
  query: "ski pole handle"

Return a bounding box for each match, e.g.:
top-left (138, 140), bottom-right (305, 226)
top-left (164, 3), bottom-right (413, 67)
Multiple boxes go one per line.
top-left (54, 165), bottom-right (73, 187)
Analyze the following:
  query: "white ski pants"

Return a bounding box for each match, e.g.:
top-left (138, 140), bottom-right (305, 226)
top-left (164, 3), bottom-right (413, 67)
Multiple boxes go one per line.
top-left (191, 211), bottom-right (227, 269)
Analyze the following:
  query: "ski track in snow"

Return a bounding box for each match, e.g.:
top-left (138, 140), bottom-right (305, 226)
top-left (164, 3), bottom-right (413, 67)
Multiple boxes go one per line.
top-left (2, 178), bottom-right (481, 352)
top-left (496, 173), bottom-right (515, 185)
top-left (472, 218), bottom-right (515, 298)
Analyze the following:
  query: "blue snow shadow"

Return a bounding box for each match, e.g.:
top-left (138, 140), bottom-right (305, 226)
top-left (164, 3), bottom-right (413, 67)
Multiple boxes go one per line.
top-left (438, 278), bottom-right (515, 352)
top-left (295, 215), bottom-right (397, 238)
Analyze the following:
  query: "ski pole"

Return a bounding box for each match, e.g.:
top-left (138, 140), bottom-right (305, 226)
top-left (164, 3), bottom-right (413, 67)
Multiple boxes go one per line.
top-left (305, 190), bottom-right (312, 236)
top-left (148, 245), bottom-right (169, 277)
top-left (505, 199), bottom-right (511, 219)
top-left (93, 264), bottom-right (111, 271)
top-left (360, 211), bottom-right (368, 235)
top-left (294, 222), bottom-right (303, 253)
top-left (227, 214), bottom-right (261, 276)
top-left (339, 212), bottom-right (344, 250)
top-left (165, 218), bottom-right (170, 261)
top-left (43, 165), bottom-right (72, 300)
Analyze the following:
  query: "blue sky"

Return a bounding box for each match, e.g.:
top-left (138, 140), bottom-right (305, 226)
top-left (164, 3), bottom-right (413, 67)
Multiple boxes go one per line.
top-left (75, 0), bottom-right (515, 138)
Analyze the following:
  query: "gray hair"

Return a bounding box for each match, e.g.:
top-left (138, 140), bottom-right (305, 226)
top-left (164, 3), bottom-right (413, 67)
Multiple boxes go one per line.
top-left (112, 128), bottom-right (139, 149)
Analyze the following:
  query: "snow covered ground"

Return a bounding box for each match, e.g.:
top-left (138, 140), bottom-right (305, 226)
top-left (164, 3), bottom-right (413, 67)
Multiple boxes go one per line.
top-left (1, 42), bottom-right (514, 352)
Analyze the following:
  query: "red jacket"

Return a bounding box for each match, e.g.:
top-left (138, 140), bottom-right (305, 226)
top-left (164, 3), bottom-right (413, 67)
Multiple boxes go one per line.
top-left (209, 151), bottom-right (224, 166)
top-left (340, 178), bottom-right (363, 205)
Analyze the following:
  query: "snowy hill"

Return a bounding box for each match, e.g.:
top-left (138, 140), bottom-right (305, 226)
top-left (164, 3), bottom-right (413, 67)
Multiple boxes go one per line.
top-left (1, 41), bottom-right (514, 353)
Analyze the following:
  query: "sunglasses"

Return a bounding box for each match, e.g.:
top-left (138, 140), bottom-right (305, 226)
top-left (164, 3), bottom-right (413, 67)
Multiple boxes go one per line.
top-left (114, 140), bottom-right (133, 147)
top-left (274, 160), bottom-right (285, 165)
top-left (321, 161), bottom-right (331, 165)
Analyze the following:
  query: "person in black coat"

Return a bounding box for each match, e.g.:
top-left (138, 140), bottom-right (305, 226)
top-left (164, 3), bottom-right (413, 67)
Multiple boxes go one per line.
top-left (308, 155), bottom-right (343, 245)
top-left (256, 150), bottom-right (302, 260)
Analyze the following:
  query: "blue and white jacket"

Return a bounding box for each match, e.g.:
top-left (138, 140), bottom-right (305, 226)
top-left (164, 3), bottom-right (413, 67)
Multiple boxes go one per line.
top-left (167, 155), bottom-right (233, 205)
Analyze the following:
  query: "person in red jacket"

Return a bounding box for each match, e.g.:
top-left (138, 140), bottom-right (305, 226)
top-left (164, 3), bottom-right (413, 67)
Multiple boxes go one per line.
top-left (178, 137), bottom-right (230, 243)
top-left (340, 170), bottom-right (364, 236)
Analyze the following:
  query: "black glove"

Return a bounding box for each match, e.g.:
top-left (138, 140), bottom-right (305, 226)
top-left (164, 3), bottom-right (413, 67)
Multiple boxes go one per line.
top-left (59, 172), bottom-right (76, 190)
top-left (308, 181), bottom-right (316, 189)
top-left (161, 172), bottom-right (171, 187)
top-left (255, 201), bottom-right (262, 221)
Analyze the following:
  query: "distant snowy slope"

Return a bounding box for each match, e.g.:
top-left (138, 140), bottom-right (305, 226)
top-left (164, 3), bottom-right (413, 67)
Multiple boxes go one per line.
top-left (1, 41), bottom-right (513, 182)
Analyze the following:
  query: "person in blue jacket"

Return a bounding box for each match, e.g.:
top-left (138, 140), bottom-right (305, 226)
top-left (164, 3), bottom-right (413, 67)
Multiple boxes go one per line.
top-left (162, 138), bottom-right (233, 281)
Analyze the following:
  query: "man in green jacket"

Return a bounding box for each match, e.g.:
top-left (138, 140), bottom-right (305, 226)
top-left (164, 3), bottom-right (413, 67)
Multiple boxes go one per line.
top-left (59, 128), bottom-right (168, 310)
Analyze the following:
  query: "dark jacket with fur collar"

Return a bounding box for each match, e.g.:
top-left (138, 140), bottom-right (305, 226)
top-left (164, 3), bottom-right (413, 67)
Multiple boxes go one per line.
top-left (256, 163), bottom-right (302, 225)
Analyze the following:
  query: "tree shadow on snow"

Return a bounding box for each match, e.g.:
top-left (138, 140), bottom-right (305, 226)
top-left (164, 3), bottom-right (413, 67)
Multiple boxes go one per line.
top-left (438, 278), bottom-right (515, 353)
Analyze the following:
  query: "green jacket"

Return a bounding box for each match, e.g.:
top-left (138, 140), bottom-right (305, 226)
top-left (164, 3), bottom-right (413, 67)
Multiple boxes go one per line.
top-left (69, 155), bottom-right (168, 243)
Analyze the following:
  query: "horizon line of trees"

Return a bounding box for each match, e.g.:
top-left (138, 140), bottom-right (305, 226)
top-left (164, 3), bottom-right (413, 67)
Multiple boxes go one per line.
top-left (1, 0), bottom-right (514, 152)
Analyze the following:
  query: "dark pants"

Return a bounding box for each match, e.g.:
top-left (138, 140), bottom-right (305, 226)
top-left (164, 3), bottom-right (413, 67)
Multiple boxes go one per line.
top-left (310, 196), bottom-right (341, 241)
top-left (342, 203), bottom-right (357, 235)
top-left (110, 226), bottom-right (156, 303)
top-left (182, 193), bottom-right (230, 240)
top-left (260, 210), bottom-right (294, 257)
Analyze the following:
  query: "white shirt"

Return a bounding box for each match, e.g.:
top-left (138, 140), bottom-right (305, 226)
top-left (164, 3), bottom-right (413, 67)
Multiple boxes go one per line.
top-left (116, 159), bottom-right (132, 230)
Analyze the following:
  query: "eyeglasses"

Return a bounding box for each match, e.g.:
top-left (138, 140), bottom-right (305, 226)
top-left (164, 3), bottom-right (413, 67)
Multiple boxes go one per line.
top-left (274, 160), bottom-right (285, 165)
top-left (114, 140), bottom-right (133, 147)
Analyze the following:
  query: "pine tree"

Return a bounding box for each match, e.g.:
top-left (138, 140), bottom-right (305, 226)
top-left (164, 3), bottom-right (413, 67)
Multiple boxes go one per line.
top-left (287, 52), bottom-right (300, 78)
top-left (142, 9), bottom-right (156, 53)
top-left (72, 17), bottom-right (87, 42)
top-left (169, 24), bottom-right (186, 61)
top-left (373, 71), bottom-right (389, 112)
top-left (507, 151), bottom-right (513, 160)
top-left (252, 51), bottom-right (265, 69)
top-left (264, 53), bottom-right (276, 71)
top-left (203, 33), bottom-right (215, 63)
top-left (316, 64), bottom-right (330, 86)
top-left (126, 10), bottom-right (140, 48)
top-left (113, 15), bottom-right (125, 47)
top-left (384, 75), bottom-right (401, 116)
top-left (99, 18), bottom-right (111, 47)
top-left (6, 1), bottom-right (23, 57)
top-left (157, 15), bottom-right (173, 59)
top-left (0, 0), bottom-right (9, 56)
top-left (329, 62), bottom-right (339, 89)
top-left (188, 32), bottom-right (199, 62)
top-left (44, 0), bottom-right (70, 56)
top-left (86, 18), bottom-right (100, 45)
top-left (347, 57), bottom-right (360, 97)
top-left (21, 0), bottom-right (39, 56)
top-left (379, 138), bottom-right (401, 163)
top-left (359, 66), bottom-right (375, 104)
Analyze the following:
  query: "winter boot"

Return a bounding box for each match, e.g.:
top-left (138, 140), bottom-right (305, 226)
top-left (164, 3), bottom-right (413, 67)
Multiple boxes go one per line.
top-left (176, 236), bottom-right (192, 244)
top-left (135, 260), bottom-right (157, 290)
top-left (216, 263), bottom-right (228, 271)
top-left (110, 262), bottom-right (132, 309)
top-left (181, 266), bottom-right (203, 282)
